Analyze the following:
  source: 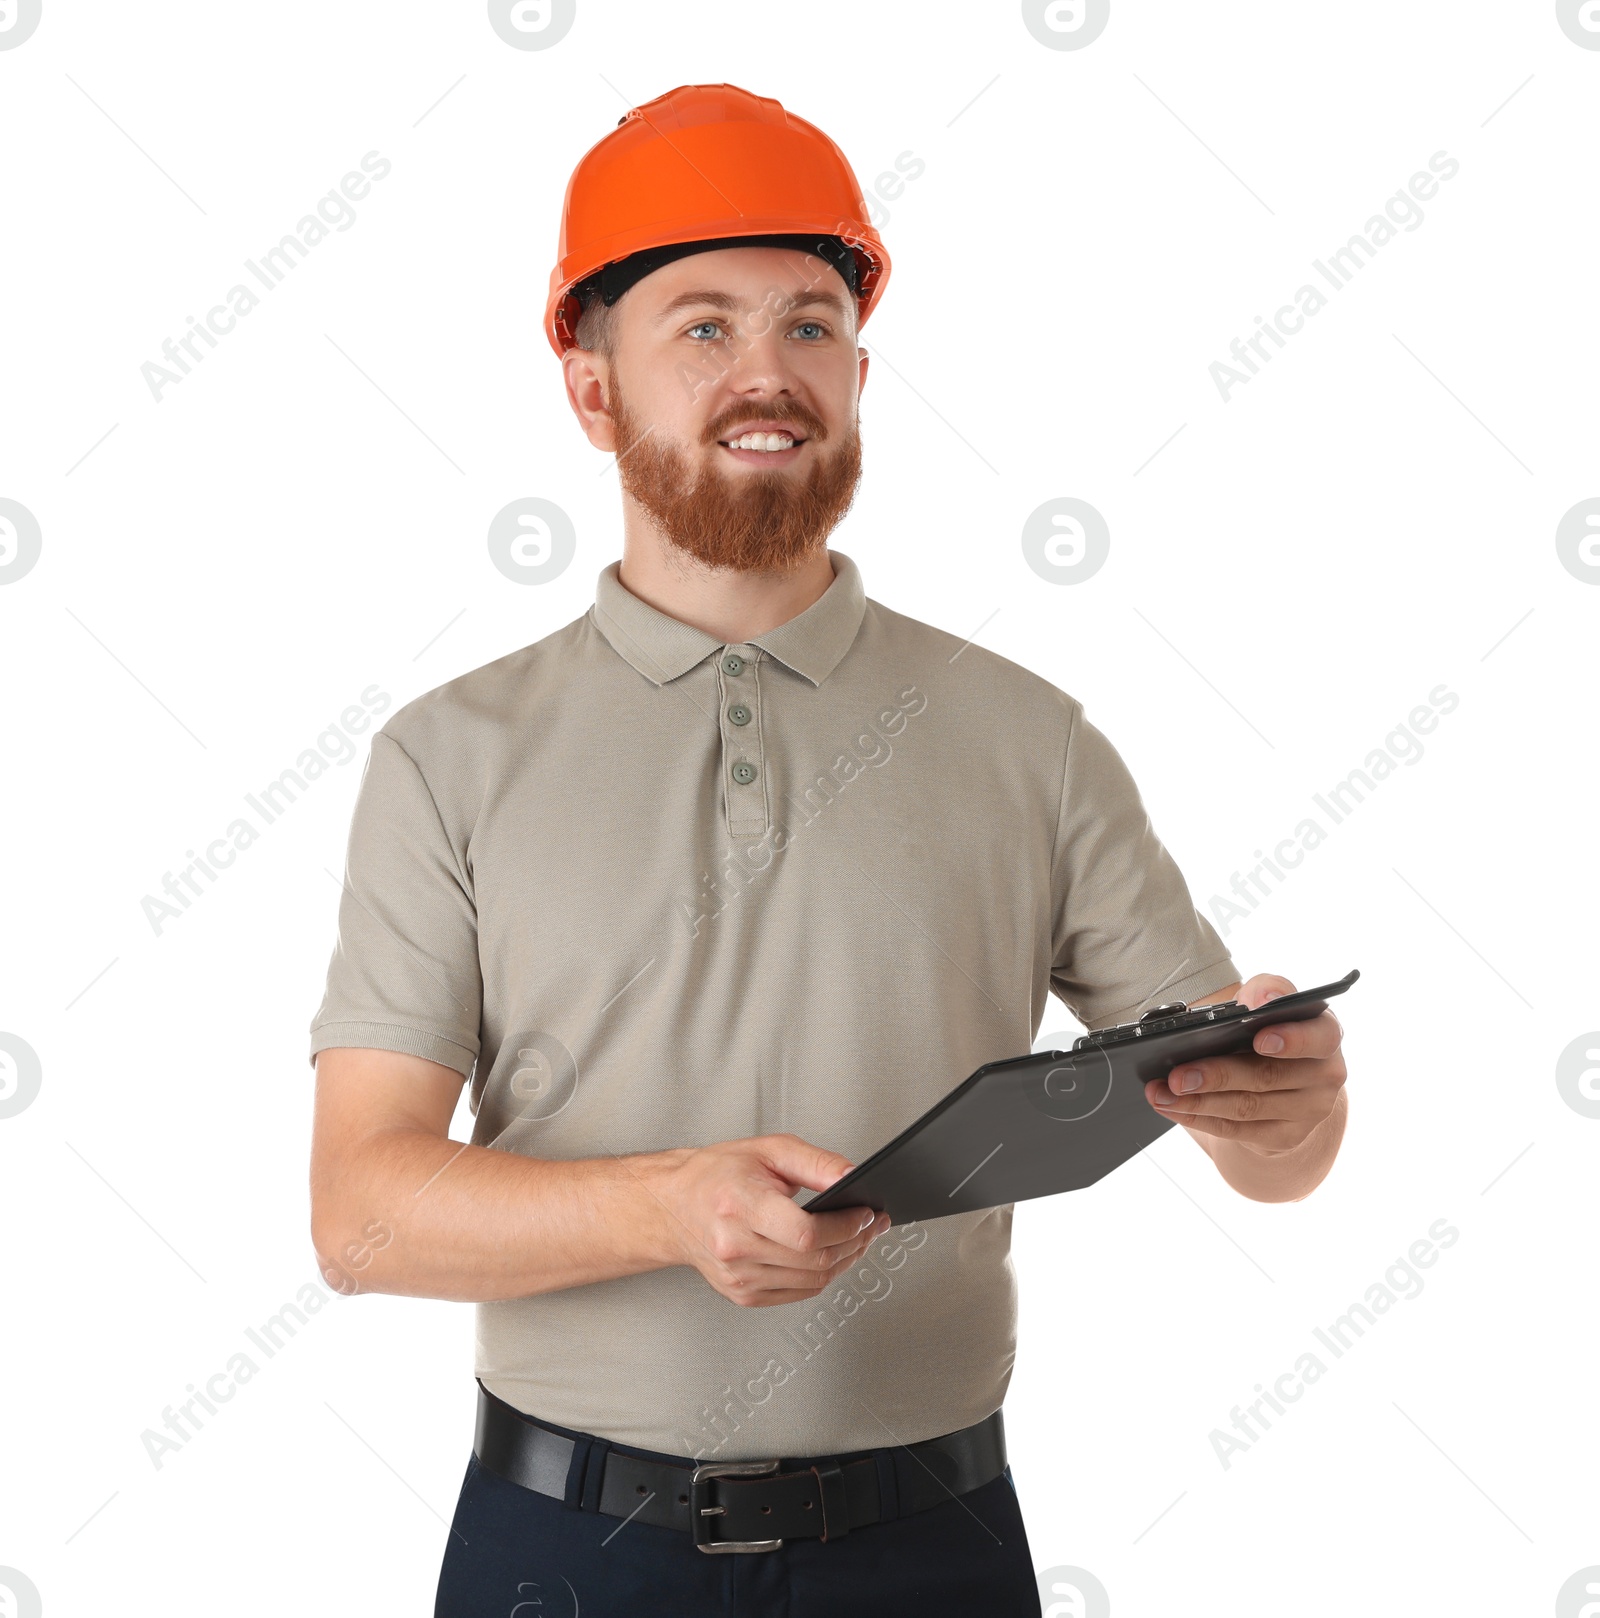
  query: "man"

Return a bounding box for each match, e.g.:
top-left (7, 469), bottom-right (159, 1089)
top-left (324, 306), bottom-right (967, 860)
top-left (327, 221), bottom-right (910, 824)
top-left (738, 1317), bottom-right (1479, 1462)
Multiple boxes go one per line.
top-left (307, 83), bottom-right (1349, 1617)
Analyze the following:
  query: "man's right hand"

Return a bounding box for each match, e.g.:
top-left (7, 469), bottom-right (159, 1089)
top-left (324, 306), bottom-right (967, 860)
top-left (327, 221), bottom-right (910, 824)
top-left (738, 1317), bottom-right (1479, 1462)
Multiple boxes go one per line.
top-left (311, 1050), bottom-right (893, 1306)
top-left (656, 1133), bottom-right (891, 1308)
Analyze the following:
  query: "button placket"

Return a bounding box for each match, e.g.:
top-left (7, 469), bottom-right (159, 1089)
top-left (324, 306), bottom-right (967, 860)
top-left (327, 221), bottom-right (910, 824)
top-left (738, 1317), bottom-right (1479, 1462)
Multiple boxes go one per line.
top-left (718, 646), bottom-right (768, 838)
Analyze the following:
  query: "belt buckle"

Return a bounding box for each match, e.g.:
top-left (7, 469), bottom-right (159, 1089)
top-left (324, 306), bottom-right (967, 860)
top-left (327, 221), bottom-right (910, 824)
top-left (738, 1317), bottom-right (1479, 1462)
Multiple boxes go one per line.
top-left (690, 1458), bottom-right (783, 1553)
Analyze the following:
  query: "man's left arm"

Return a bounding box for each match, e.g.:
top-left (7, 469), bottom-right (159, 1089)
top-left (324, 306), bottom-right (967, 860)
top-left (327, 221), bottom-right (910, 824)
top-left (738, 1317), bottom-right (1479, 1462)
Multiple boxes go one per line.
top-left (1142, 974), bottom-right (1349, 1203)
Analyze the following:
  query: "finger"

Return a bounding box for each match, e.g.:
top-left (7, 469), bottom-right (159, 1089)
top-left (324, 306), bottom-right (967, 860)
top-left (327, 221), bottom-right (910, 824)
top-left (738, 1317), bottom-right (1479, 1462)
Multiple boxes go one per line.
top-left (735, 1282), bottom-right (862, 1309)
top-left (1161, 1038), bottom-right (1342, 1097)
top-left (738, 1251), bottom-right (870, 1293)
top-left (755, 1132), bottom-right (859, 1195)
top-left (738, 1211), bottom-right (890, 1271)
top-left (792, 1212), bottom-right (896, 1272)
top-left (749, 1184), bottom-right (884, 1255)
top-left (1151, 1083), bottom-right (1322, 1124)
top-left (721, 1239), bottom-right (884, 1301)
top-left (1251, 1008), bottom-right (1343, 1060)
top-left (1238, 973), bottom-right (1297, 1009)
top-left (1159, 1052), bottom-right (1283, 1098)
top-left (1150, 1111), bottom-right (1307, 1152)
top-left (748, 1133), bottom-right (882, 1249)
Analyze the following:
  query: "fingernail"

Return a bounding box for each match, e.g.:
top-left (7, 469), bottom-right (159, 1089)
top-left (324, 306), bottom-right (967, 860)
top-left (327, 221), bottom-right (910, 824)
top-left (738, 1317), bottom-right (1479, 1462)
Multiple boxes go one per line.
top-left (1257, 1032), bottom-right (1284, 1054)
top-left (1175, 1067), bottom-right (1204, 1093)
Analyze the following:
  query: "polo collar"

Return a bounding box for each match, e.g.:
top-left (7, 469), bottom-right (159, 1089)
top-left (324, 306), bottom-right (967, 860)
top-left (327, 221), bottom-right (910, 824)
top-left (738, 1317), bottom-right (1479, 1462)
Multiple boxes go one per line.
top-left (591, 549), bottom-right (867, 688)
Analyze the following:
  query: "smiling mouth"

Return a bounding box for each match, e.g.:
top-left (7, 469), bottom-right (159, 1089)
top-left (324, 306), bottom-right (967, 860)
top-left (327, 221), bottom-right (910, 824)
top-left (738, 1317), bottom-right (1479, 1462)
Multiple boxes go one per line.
top-left (717, 434), bottom-right (809, 463)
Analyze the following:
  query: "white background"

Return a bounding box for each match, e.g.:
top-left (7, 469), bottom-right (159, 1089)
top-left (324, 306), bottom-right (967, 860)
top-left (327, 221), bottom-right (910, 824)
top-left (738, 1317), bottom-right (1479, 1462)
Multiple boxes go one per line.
top-left (2, 2), bottom-right (1596, 1614)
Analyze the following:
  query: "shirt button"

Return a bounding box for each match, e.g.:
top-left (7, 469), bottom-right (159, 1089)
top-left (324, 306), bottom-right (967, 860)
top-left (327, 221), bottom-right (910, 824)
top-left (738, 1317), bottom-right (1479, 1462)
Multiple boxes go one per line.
top-left (727, 704), bottom-right (751, 726)
top-left (721, 653), bottom-right (745, 676)
top-left (731, 760), bottom-right (758, 785)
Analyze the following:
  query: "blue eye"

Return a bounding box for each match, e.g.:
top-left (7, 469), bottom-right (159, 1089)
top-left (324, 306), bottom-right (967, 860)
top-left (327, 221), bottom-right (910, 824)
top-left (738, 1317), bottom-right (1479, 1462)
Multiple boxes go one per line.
top-left (684, 318), bottom-right (831, 342)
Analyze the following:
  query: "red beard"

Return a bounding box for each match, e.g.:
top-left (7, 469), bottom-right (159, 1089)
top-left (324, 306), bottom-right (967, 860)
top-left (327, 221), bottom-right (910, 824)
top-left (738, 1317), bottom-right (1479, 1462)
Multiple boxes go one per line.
top-left (607, 374), bottom-right (864, 575)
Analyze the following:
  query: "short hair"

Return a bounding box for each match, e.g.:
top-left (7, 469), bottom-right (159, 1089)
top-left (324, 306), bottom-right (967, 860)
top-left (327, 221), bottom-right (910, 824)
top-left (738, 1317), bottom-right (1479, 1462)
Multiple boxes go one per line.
top-left (572, 294), bottom-right (618, 366)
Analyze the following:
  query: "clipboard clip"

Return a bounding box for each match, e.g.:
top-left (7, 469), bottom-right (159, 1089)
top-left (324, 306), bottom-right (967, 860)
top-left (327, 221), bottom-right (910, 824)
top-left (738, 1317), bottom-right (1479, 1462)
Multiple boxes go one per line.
top-left (1070, 968), bottom-right (1358, 1054)
top-left (1071, 996), bottom-right (1242, 1053)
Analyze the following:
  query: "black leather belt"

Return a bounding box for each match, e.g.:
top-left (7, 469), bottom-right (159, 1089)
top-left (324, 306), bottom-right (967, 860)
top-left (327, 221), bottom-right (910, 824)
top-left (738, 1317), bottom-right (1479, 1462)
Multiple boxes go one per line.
top-left (472, 1379), bottom-right (1008, 1553)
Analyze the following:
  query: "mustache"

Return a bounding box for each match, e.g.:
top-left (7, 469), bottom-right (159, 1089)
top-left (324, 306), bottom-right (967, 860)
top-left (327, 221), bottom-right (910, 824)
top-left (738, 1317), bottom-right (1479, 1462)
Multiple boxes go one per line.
top-left (708, 409), bottom-right (827, 442)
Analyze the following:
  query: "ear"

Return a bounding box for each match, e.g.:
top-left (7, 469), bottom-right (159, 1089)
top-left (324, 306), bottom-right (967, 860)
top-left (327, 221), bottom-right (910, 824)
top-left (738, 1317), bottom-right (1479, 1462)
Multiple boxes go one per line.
top-left (564, 348), bottom-right (617, 452)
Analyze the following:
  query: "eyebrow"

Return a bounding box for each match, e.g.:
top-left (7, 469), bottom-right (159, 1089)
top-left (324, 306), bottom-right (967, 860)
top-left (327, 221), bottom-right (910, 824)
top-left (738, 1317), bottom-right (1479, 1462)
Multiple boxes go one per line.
top-left (650, 287), bottom-right (851, 327)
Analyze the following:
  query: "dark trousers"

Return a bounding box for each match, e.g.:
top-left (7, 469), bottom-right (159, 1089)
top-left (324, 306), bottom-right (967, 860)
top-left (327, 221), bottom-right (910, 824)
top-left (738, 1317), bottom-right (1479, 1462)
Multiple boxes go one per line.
top-left (433, 1422), bottom-right (1043, 1617)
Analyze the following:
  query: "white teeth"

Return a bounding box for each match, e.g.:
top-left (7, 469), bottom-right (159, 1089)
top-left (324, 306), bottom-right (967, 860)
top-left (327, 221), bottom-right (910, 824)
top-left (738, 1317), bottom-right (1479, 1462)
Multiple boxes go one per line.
top-left (725, 433), bottom-right (797, 451)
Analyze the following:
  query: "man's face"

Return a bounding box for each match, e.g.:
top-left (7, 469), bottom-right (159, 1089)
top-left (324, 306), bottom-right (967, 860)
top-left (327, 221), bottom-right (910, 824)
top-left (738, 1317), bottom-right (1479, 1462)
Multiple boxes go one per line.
top-left (585, 246), bottom-right (868, 575)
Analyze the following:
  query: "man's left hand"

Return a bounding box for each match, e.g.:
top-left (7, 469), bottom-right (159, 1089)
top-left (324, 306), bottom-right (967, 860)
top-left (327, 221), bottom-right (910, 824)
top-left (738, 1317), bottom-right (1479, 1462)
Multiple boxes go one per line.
top-left (1143, 974), bottom-right (1347, 1156)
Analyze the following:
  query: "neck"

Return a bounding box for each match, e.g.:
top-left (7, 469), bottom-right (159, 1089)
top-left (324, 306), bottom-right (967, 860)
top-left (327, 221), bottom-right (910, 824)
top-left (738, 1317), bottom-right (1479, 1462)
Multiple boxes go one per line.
top-left (616, 532), bottom-right (837, 644)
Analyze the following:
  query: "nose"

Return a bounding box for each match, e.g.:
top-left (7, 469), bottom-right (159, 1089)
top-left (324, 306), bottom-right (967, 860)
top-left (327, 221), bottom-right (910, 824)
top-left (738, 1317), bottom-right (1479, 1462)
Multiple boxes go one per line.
top-left (718, 317), bottom-right (817, 401)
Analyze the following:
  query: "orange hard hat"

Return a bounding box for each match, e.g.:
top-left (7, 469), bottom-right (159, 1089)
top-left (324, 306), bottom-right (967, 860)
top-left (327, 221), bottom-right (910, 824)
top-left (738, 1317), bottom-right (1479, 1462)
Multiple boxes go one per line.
top-left (544, 82), bottom-right (891, 359)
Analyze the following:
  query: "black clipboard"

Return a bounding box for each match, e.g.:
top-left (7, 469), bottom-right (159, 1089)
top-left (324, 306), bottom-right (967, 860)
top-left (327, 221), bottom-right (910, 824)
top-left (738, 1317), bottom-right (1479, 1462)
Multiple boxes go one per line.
top-left (803, 970), bottom-right (1358, 1223)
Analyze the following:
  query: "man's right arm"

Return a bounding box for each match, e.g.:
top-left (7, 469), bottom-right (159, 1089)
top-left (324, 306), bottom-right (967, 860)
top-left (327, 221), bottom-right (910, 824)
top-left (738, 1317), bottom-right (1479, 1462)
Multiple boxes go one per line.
top-left (308, 1047), bottom-right (888, 1309)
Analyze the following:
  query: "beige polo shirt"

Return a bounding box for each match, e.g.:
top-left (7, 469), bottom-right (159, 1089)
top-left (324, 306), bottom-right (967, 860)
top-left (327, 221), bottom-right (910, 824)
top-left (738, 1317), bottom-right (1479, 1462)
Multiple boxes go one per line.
top-left (308, 548), bottom-right (1238, 1460)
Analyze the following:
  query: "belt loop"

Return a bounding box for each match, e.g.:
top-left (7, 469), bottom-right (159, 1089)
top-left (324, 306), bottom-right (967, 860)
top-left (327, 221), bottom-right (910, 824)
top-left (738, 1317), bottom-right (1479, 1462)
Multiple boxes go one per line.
top-left (809, 1459), bottom-right (850, 1541)
top-left (580, 1438), bottom-right (612, 1513)
top-left (561, 1434), bottom-right (592, 1510)
top-left (872, 1448), bottom-right (900, 1521)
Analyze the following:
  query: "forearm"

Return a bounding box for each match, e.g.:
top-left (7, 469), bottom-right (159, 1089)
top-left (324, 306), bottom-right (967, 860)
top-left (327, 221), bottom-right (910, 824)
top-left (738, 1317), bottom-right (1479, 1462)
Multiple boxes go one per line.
top-left (313, 1130), bottom-right (690, 1302)
top-left (1206, 1086), bottom-right (1348, 1203)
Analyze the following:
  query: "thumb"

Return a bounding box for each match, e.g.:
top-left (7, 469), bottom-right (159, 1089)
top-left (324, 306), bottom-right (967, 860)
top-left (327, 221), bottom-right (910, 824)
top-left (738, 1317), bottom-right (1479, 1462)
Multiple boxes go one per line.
top-left (758, 1133), bottom-right (857, 1194)
top-left (1241, 972), bottom-right (1297, 1009)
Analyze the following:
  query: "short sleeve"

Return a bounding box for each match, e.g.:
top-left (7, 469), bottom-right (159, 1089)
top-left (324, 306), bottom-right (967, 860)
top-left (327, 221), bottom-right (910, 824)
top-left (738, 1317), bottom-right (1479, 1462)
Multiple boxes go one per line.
top-left (1049, 700), bottom-right (1239, 1030)
top-left (308, 730), bottom-right (483, 1078)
